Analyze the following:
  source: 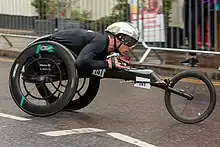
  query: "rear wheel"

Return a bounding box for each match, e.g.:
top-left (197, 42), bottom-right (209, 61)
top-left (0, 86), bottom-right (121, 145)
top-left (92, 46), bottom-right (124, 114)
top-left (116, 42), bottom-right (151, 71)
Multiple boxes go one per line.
top-left (9, 41), bottom-right (78, 117)
top-left (36, 77), bottom-right (100, 110)
top-left (65, 77), bottom-right (100, 110)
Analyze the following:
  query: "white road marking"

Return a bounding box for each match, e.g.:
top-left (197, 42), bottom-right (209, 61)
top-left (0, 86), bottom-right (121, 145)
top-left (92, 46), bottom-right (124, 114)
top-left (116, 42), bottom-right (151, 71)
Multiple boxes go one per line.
top-left (39, 128), bottom-right (106, 137)
top-left (0, 113), bottom-right (31, 121)
top-left (107, 133), bottom-right (157, 147)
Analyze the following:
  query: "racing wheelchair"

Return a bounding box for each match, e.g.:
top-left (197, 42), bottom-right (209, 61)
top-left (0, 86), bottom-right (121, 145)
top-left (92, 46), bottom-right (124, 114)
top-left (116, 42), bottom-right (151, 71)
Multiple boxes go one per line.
top-left (9, 34), bottom-right (216, 124)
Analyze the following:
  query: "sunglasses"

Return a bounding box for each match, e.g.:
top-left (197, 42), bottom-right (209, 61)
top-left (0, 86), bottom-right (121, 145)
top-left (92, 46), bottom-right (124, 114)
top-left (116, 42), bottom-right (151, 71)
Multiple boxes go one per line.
top-left (117, 34), bottom-right (138, 48)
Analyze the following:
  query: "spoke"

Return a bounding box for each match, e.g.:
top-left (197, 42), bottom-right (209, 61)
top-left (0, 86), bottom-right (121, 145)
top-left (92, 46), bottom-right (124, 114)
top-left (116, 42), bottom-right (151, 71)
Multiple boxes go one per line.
top-left (57, 93), bottom-right (61, 98)
top-left (51, 82), bottom-right (64, 93)
top-left (181, 101), bottom-right (189, 115)
top-left (77, 92), bottom-right (82, 97)
top-left (24, 93), bottom-right (29, 98)
top-left (42, 84), bottom-right (48, 97)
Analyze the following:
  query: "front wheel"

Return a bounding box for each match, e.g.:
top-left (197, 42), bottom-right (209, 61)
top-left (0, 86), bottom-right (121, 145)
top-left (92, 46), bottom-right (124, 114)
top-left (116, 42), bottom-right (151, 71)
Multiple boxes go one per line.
top-left (164, 70), bottom-right (216, 124)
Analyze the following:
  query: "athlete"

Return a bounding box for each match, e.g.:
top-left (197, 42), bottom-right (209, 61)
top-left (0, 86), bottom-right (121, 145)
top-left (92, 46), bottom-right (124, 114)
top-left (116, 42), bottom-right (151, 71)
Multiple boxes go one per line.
top-left (50, 22), bottom-right (140, 72)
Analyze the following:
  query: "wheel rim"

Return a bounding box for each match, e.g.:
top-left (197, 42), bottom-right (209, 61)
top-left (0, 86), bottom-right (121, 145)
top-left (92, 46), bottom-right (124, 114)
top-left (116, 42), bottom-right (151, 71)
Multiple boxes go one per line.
top-left (20, 55), bottom-right (67, 106)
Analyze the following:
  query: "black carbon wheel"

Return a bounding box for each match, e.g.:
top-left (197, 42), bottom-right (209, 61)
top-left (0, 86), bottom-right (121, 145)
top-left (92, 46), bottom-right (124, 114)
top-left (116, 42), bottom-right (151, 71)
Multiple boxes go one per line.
top-left (9, 41), bottom-right (78, 117)
top-left (36, 77), bottom-right (100, 110)
top-left (65, 77), bottom-right (100, 110)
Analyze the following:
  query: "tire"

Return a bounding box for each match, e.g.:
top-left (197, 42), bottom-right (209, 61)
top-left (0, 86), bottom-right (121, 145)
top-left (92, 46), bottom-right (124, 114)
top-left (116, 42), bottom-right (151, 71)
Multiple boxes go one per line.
top-left (9, 41), bottom-right (78, 117)
top-left (36, 77), bottom-right (100, 110)
top-left (164, 70), bottom-right (216, 124)
top-left (65, 77), bottom-right (100, 110)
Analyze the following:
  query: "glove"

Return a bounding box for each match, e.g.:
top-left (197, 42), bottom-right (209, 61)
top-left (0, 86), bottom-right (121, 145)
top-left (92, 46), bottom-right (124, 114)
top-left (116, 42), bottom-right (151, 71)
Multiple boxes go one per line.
top-left (106, 53), bottom-right (129, 69)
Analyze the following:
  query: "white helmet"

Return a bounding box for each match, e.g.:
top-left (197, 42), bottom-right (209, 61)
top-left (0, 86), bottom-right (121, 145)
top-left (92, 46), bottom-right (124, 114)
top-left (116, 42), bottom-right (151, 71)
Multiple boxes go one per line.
top-left (105, 22), bottom-right (140, 48)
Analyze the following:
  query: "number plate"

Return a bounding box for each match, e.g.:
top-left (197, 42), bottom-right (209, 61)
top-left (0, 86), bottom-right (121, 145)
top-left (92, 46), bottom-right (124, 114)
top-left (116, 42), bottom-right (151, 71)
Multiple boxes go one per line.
top-left (134, 77), bottom-right (150, 89)
top-left (92, 69), bottom-right (106, 77)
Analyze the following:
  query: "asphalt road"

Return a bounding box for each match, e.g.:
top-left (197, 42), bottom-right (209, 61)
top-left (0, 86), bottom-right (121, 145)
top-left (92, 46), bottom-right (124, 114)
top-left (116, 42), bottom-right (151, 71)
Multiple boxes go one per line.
top-left (0, 59), bottom-right (220, 147)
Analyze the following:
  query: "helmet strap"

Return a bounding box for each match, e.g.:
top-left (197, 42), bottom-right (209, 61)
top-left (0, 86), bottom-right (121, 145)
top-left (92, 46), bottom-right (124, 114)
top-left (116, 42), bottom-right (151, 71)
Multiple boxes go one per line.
top-left (113, 36), bottom-right (122, 55)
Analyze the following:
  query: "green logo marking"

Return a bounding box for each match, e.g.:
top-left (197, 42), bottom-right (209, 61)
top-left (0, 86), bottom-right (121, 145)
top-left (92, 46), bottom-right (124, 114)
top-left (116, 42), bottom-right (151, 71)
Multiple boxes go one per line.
top-left (36, 44), bottom-right (55, 54)
top-left (20, 95), bottom-right (25, 108)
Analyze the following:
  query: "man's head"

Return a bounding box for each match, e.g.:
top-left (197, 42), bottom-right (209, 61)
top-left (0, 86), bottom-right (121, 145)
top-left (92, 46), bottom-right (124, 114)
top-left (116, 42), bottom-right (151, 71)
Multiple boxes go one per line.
top-left (105, 22), bottom-right (140, 56)
top-left (107, 35), bottom-right (131, 56)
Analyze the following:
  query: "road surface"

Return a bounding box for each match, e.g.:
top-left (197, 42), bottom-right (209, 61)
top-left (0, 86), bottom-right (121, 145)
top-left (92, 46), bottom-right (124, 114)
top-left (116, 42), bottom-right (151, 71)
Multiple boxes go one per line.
top-left (0, 59), bottom-right (220, 147)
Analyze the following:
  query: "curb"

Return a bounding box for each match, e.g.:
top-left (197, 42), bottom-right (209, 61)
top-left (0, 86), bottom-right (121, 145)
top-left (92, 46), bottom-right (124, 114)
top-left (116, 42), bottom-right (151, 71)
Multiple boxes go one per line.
top-left (0, 49), bottom-right (21, 59)
top-left (1, 49), bottom-right (220, 81)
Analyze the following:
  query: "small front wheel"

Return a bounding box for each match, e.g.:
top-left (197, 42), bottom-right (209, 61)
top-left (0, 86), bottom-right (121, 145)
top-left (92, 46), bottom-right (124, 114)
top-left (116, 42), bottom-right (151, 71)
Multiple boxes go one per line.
top-left (164, 70), bottom-right (216, 124)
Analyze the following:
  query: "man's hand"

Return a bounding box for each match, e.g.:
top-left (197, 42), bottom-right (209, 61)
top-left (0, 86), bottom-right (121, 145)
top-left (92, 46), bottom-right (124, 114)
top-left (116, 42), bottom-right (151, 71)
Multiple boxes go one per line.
top-left (106, 56), bottom-right (129, 69)
top-left (118, 55), bottom-right (131, 65)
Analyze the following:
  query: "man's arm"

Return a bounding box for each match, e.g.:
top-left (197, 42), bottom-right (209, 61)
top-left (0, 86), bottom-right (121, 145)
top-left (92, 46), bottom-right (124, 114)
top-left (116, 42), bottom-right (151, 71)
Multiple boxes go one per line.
top-left (74, 35), bottom-right (109, 71)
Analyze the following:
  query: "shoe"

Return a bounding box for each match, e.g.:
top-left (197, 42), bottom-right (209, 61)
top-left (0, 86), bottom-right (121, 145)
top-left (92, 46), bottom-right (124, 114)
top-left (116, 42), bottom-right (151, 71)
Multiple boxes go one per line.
top-left (181, 58), bottom-right (199, 67)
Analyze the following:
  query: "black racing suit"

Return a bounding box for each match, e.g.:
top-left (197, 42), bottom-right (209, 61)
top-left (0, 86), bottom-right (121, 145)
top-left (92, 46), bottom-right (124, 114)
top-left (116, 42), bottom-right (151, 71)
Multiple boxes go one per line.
top-left (51, 28), bottom-right (109, 72)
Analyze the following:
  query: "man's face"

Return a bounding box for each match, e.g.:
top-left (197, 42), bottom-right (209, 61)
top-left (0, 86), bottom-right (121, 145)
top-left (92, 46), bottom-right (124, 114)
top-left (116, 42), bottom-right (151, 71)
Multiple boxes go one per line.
top-left (108, 36), bottom-right (131, 56)
top-left (118, 44), bottom-right (130, 56)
